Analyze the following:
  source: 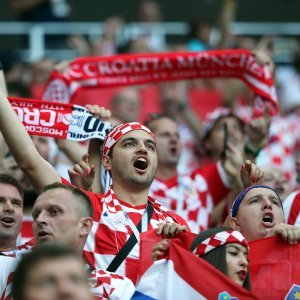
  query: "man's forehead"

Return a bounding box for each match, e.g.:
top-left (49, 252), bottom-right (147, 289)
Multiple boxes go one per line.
top-left (117, 129), bottom-right (155, 143)
top-left (244, 187), bottom-right (278, 200)
top-left (0, 183), bottom-right (22, 199)
top-left (34, 188), bottom-right (72, 206)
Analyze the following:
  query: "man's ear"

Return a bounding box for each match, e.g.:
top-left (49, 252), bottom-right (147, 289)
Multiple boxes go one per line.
top-left (230, 217), bottom-right (240, 231)
top-left (102, 155), bottom-right (112, 171)
top-left (79, 217), bottom-right (93, 237)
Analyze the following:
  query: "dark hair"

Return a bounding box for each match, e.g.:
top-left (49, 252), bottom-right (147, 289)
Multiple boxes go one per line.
top-left (0, 173), bottom-right (24, 199)
top-left (7, 81), bottom-right (30, 98)
top-left (12, 243), bottom-right (86, 300)
top-left (190, 227), bottom-right (251, 291)
top-left (41, 182), bottom-right (93, 218)
top-left (144, 113), bottom-right (176, 132)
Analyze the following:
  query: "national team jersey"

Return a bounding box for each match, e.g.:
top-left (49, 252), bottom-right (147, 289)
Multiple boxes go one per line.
top-left (283, 191), bottom-right (300, 226)
top-left (149, 162), bottom-right (230, 233)
top-left (60, 179), bottom-right (189, 284)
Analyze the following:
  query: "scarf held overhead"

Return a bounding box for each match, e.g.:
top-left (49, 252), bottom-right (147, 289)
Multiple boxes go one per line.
top-left (42, 49), bottom-right (278, 116)
top-left (8, 97), bottom-right (111, 141)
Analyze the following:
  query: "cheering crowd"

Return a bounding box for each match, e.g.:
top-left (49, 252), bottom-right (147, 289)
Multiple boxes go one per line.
top-left (1, 1), bottom-right (300, 299)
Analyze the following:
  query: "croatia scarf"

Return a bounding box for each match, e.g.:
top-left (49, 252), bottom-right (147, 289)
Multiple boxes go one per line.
top-left (42, 49), bottom-right (278, 117)
top-left (8, 97), bottom-right (111, 141)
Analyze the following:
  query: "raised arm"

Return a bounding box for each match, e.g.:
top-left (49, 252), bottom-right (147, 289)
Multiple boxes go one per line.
top-left (0, 88), bottom-right (61, 193)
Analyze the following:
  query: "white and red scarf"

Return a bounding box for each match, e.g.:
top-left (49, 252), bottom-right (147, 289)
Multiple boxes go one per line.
top-left (8, 97), bottom-right (111, 141)
top-left (42, 49), bottom-right (278, 117)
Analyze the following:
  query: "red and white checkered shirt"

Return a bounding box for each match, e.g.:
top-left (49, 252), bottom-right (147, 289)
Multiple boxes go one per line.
top-left (90, 269), bottom-right (135, 300)
top-left (149, 162), bottom-right (230, 233)
top-left (256, 112), bottom-right (300, 187)
top-left (283, 190), bottom-right (300, 226)
top-left (63, 183), bottom-right (189, 285)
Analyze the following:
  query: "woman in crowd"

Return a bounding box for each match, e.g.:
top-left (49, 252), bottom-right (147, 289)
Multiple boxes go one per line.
top-left (152, 227), bottom-right (251, 290)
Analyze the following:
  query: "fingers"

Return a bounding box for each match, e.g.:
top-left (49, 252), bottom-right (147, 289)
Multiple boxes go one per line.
top-left (85, 105), bottom-right (112, 121)
top-left (156, 223), bottom-right (187, 238)
top-left (152, 239), bottom-right (170, 261)
top-left (274, 224), bottom-right (300, 244)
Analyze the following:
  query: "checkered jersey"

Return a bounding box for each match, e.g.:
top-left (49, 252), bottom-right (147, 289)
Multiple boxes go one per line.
top-left (0, 257), bottom-right (18, 300)
top-left (149, 162), bottom-right (230, 233)
top-left (0, 239), bottom-right (35, 259)
top-left (283, 191), bottom-right (300, 226)
top-left (256, 112), bottom-right (300, 187)
top-left (194, 230), bottom-right (249, 257)
top-left (78, 186), bottom-right (188, 285)
top-left (89, 269), bottom-right (135, 300)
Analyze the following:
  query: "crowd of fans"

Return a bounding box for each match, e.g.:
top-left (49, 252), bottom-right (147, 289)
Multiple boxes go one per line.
top-left (0, 0), bottom-right (300, 299)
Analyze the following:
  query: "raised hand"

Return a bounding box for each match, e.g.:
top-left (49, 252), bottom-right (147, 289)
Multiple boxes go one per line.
top-left (68, 153), bottom-right (96, 191)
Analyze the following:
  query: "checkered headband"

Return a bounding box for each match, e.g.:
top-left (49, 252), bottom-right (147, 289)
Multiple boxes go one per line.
top-left (194, 230), bottom-right (249, 257)
top-left (102, 122), bottom-right (155, 157)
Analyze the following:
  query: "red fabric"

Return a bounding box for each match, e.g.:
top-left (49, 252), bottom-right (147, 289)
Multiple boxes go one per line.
top-left (189, 89), bottom-right (222, 119)
top-left (138, 230), bottom-right (197, 279)
top-left (249, 236), bottom-right (300, 299)
top-left (42, 50), bottom-right (278, 117)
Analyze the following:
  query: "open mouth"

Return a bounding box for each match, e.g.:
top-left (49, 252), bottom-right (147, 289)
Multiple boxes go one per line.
top-left (1, 217), bottom-right (15, 226)
top-left (237, 270), bottom-right (247, 281)
top-left (170, 146), bottom-right (177, 156)
top-left (262, 213), bottom-right (274, 226)
top-left (133, 157), bottom-right (149, 171)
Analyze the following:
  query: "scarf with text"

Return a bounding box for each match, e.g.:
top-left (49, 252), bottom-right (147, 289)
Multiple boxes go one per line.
top-left (8, 97), bottom-right (111, 141)
top-left (42, 49), bottom-right (278, 117)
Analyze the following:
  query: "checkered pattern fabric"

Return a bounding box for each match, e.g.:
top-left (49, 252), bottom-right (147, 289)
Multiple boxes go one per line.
top-left (0, 258), bottom-right (18, 300)
top-left (256, 112), bottom-right (300, 187)
top-left (150, 162), bottom-right (230, 233)
top-left (79, 186), bottom-right (188, 284)
top-left (194, 230), bottom-right (249, 257)
top-left (102, 122), bottom-right (155, 157)
top-left (1, 239), bottom-right (35, 259)
top-left (42, 77), bottom-right (70, 103)
top-left (89, 269), bottom-right (135, 300)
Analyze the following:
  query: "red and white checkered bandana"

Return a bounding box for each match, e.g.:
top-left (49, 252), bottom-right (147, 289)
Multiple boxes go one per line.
top-left (194, 230), bottom-right (249, 257)
top-left (102, 122), bottom-right (155, 157)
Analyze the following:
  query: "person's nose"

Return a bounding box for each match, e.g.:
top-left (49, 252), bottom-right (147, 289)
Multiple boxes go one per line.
top-left (36, 211), bottom-right (48, 225)
top-left (240, 254), bottom-right (249, 268)
top-left (262, 197), bottom-right (272, 209)
top-left (3, 200), bottom-right (14, 213)
top-left (136, 142), bottom-right (148, 153)
top-left (57, 280), bottom-right (78, 299)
